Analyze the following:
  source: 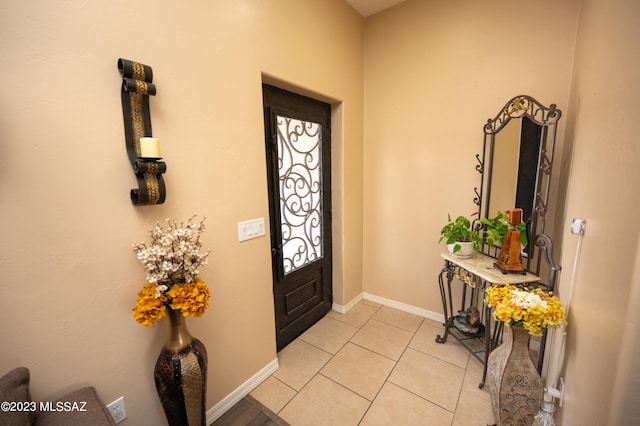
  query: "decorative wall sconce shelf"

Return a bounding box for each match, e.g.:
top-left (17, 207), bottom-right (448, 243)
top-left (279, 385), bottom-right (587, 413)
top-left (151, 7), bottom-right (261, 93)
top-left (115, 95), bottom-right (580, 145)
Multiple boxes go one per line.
top-left (117, 58), bottom-right (166, 206)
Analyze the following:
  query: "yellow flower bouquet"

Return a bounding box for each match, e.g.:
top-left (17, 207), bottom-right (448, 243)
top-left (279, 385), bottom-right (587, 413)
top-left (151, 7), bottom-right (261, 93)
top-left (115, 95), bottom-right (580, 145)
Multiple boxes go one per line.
top-left (132, 214), bottom-right (211, 327)
top-left (484, 284), bottom-right (566, 336)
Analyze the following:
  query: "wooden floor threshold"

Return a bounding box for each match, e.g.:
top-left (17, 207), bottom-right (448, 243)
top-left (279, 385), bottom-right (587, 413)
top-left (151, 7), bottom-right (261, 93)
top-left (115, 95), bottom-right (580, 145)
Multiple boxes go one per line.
top-left (212, 394), bottom-right (290, 426)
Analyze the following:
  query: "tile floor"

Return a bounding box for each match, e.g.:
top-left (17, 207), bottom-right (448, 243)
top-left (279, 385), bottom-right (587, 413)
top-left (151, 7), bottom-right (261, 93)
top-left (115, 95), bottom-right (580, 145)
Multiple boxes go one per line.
top-left (250, 300), bottom-right (496, 426)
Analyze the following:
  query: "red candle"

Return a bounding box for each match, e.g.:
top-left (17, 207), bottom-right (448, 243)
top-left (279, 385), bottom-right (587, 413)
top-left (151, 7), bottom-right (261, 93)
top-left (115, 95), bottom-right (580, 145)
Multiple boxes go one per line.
top-left (508, 208), bottom-right (522, 225)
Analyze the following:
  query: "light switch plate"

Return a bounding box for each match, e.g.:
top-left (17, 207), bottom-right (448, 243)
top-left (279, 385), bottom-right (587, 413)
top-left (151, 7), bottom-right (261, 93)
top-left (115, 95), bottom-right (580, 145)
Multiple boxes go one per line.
top-left (238, 218), bottom-right (266, 242)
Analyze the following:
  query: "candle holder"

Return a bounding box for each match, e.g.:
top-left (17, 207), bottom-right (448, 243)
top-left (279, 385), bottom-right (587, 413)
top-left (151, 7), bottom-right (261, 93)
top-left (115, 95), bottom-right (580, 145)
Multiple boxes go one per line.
top-left (118, 58), bottom-right (167, 205)
top-left (495, 208), bottom-right (525, 274)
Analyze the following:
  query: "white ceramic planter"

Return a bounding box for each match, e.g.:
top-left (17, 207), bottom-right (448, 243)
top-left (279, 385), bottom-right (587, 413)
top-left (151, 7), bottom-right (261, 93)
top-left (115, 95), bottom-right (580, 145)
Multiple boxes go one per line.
top-left (447, 241), bottom-right (475, 258)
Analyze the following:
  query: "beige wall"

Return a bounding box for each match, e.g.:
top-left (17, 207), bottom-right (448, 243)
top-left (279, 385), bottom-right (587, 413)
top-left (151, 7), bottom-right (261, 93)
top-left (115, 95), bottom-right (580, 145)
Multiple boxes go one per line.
top-left (3, 0), bottom-right (639, 424)
top-left (559, 0), bottom-right (640, 423)
top-left (0, 0), bottom-right (363, 424)
top-left (363, 0), bottom-right (640, 423)
top-left (362, 0), bottom-right (580, 312)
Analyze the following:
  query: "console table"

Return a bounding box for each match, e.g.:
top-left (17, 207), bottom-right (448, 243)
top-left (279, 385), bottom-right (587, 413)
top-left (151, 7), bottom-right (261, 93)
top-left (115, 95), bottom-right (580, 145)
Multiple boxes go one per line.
top-left (435, 252), bottom-right (540, 388)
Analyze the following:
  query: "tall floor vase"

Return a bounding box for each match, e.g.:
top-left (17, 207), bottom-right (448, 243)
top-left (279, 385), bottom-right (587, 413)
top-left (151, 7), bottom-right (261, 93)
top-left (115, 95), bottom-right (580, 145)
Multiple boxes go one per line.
top-left (487, 325), bottom-right (543, 426)
top-left (154, 308), bottom-right (207, 426)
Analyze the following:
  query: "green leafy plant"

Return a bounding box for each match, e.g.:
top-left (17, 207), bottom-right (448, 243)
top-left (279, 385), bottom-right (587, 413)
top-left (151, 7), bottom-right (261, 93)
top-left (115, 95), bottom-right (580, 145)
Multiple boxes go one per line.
top-left (439, 214), bottom-right (481, 253)
top-left (480, 211), bottom-right (528, 248)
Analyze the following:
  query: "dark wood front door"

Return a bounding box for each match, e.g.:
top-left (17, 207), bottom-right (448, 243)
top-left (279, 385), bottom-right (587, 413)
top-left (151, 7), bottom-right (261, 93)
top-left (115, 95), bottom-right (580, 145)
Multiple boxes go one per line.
top-left (262, 84), bottom-right (332, 351)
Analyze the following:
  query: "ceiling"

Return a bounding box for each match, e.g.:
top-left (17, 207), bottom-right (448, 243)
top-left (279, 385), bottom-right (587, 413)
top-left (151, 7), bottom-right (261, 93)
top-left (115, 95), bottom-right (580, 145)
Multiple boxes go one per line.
top-left (344, 0), bottom-right (408, 17)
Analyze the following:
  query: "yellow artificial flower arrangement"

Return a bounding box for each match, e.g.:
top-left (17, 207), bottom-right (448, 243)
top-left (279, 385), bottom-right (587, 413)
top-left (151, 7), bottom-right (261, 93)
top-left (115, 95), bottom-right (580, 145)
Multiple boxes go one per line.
top-left (132, 214), bottom-right (211, 327)
top-left (485, 284), bottom-right (566, 336)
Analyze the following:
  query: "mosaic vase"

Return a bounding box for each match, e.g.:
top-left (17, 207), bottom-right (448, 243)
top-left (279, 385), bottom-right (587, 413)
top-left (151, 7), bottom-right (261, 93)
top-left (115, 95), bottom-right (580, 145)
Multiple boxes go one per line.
top-left (154, 308), bottom-right (207, 426)
top-left (487, 325), bottom-right (543, 426)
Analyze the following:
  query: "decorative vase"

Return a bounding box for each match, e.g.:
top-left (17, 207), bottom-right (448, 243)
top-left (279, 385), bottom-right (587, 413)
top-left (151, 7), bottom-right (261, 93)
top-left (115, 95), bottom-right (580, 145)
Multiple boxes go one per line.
top-left (447, 241), bottom-right (475, 258)
top-left (154, 308), bottom-right (208, 426)
top-left (487, 325), bottom-right (543, 426)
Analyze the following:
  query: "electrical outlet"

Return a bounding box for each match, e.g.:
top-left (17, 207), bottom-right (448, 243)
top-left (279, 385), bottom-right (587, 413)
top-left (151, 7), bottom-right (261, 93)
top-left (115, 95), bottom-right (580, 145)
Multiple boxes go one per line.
top-left (106, 396), bottom-right (127, 424)
top-left (571, 218), bottom-right (586, 235)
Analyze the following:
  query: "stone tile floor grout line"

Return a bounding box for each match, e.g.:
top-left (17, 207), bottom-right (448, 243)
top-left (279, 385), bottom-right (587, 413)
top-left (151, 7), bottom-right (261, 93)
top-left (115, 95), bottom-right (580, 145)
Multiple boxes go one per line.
top-left (250, 300), bottom-right (495, 425)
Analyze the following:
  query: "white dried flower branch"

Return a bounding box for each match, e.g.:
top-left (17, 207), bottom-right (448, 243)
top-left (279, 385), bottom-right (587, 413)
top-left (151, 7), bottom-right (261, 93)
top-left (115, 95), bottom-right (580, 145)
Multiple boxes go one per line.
top-left (133, 214), bottom-right (212, 285)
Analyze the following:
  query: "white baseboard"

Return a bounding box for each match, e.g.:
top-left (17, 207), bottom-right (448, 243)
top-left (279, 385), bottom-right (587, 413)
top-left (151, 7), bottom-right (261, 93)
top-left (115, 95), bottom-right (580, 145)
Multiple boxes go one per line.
top-left (206, 357), bottom-right (279, 424)
top-left (334, 292), bottom-right (445, 324)
top-left (332, 293), bottom-right (363, 314)
top-left (362, 292), bottom-right (445, 324)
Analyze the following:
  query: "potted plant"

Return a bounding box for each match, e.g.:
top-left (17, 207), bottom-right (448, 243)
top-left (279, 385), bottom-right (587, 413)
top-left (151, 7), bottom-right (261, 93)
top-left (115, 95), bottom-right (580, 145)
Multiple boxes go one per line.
top-left (439, 214), bottom-right (481, 257)
top-left (481, 210), bottom-right (528, 249)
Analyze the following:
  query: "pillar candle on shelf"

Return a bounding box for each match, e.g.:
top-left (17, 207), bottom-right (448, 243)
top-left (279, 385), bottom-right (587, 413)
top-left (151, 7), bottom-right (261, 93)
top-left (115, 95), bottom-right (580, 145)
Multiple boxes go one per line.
top-left (139, 137), bottom-right (161, 158)
top-left (508, 208), bottom-right (522, 225)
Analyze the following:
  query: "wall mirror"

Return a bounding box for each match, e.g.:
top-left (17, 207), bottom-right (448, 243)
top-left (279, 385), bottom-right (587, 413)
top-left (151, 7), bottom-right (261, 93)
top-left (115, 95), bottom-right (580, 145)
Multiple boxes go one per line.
top-left (475, 95), bottom-right (561, 272)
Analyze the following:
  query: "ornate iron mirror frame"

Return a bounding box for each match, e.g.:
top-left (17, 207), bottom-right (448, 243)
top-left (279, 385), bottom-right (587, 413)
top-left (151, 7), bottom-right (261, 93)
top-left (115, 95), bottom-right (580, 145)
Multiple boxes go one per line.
top-left (474, 95), bottom-right (561, 271)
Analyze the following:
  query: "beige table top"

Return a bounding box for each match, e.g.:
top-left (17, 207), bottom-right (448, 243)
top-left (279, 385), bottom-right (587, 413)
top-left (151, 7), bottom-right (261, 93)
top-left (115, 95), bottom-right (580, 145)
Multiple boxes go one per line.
top-left (441, 252), bottom-right (540, 285)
